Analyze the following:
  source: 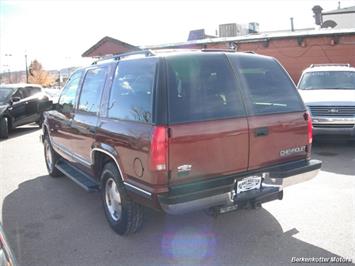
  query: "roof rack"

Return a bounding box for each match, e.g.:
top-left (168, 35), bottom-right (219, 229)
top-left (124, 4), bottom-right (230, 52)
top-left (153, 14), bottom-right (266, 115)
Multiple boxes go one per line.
top-left (310, 63), bottom-right (351, 68)
top-left (92, 49), bottom-right (155, 65)
top-left (201, 49), bottom-right (236, 53)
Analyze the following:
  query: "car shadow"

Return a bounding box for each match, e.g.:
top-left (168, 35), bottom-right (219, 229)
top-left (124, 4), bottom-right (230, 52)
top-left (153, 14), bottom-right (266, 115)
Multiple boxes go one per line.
top-left (0, 124), bottom-right (39, 142)
top-left (2, 175), bottom-right (353, 266)
top-left (312, 137), bottom-right (355, 176)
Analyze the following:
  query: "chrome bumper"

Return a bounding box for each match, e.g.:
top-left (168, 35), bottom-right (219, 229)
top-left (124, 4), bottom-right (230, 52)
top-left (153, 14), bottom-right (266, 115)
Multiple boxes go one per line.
top-left (312, 116), bottom-right (355, 125)
top-left (263, 168), bottom-right (319, 188)
top-left (160, 192), bottom-right (234, 215)
top-left (160, 161), bottom-right (321, 215)
top-left (311, 116), bottom-right (355, 136)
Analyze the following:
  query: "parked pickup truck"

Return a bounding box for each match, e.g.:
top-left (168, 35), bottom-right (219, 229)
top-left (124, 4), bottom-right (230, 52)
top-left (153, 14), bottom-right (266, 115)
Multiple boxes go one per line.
top-left (298, 64), bottom-right (355, 138)
top-left (41, 50), bottom-right (322, 235)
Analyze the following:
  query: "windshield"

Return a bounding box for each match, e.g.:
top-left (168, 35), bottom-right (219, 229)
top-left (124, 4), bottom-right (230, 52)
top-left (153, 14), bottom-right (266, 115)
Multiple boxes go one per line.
top-left (0, 88), bottom-right (14, 103)
top-left (298, 71), bottom-right (355, 90)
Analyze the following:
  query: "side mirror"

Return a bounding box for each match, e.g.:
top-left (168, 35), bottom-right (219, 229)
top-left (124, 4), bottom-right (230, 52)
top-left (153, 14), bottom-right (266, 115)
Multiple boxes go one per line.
top-left (11, 97), bottom-right (21, 104)
top-left (52, 103), bottom-right (59, 111)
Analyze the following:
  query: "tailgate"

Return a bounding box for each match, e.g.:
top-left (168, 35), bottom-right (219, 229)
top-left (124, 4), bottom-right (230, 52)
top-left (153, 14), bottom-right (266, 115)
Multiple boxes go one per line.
top-left (168, 118), bottom-right (249, 186)
top-left (248, 112), bottom-right (308, 170)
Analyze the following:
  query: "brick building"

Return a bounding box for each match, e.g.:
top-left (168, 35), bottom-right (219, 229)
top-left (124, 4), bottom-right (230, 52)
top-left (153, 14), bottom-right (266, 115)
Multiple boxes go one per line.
top-left (82, 29), bottom-right (355, 84)
top-left (82, 36), bottom-right (139, 58)
top-left (144, 28), bottom-right (355, 83)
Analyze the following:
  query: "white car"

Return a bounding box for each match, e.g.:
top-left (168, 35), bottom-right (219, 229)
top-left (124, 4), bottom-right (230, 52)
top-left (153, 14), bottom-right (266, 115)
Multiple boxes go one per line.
top-left (297, 64), bottom-right (355, 137)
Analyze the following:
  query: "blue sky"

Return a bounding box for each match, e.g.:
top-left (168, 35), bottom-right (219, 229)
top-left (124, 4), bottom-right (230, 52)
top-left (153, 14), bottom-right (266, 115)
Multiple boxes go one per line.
top-left (1, 0), bottom-right (355, 72)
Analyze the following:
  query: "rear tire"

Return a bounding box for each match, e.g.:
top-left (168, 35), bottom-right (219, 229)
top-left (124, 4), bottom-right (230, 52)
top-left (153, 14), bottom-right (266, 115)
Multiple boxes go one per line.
top-left (101, 162), bottom-right (144, 235)
top-left (0, 117), bottom-right (9, 139)
top-left (44, 136), bottom-right (63, 177)
top-left (37, 114), bottom-right (44, 128)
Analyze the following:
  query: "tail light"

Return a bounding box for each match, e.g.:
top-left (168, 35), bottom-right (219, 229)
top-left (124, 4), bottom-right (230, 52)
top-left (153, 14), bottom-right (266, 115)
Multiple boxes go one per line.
top-left (150, 126), bottom-right (168, 171)
top-left (305, 112), bottom-right (313, 144)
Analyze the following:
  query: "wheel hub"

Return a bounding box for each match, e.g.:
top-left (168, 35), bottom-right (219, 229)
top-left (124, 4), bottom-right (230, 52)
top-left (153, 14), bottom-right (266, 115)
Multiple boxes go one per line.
top-left (105, 177), bottom-right (122, 221)
top-left (45, 141), bottom-right (53, 172)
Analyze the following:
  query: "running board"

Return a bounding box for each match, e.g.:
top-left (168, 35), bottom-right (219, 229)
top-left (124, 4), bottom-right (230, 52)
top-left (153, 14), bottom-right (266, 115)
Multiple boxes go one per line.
top-left (55, 159), bottom-right (99, 192)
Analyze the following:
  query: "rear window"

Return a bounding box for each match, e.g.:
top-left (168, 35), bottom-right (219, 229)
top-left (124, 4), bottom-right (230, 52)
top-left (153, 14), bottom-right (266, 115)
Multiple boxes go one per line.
top-left (229, 55), bottom-right (304, 115)
top-left (298, 71), bottom-right (355, 90)
top-left (166, 54), bottom-right (245, 124)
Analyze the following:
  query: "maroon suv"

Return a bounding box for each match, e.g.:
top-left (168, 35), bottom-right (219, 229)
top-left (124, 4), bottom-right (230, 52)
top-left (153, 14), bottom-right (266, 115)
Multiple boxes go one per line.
top-left (41, 50), bottom-right (322, 235)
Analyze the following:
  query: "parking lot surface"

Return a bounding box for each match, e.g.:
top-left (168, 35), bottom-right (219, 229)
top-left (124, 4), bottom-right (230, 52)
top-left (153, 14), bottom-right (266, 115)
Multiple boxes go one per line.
top-left (0, 126), bottom-right (354, 266)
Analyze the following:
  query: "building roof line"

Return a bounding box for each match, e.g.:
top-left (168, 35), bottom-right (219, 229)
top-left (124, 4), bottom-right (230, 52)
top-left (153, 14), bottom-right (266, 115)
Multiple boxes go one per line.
top-left (322, 5), bottom-right (355, 15)
top-left (141, 28), bottom-right (355, 49)
top-left (82, 36), bottom-right (139, 57)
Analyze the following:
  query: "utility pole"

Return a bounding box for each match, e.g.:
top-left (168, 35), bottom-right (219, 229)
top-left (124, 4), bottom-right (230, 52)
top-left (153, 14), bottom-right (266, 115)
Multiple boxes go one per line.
top-left (25, 54), bottom-right (29, 83)
top-left (4, 54), bottom-right (12, 84)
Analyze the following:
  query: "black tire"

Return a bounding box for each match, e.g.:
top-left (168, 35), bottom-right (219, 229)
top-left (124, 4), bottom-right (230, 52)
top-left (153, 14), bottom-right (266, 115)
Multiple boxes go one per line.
top-left (44, 135), bottom-right (63, 177)
top-left (37, 114), bottom-right (44, 128)
top-left (0, 117), bottom-right (9, 139)
top-left (101, 162), bottom-right (144, 235)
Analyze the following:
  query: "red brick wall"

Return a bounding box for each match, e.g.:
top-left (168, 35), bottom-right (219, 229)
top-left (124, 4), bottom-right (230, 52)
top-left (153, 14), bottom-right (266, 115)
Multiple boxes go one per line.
top-left (166, 34), bottom-right (355, 83)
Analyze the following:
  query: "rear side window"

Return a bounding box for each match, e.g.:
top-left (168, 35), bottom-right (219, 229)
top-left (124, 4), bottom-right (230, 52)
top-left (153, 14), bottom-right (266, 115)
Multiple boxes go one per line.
top-left (108, 58), bottom-right (157, 123)
top-left (166, 54), bottom-right (245, 124)
top-left (27, 86), bottom-right (41, 96)
top-left (78, 67), bottom-right (107, 114)
top-left (229, 55), bottom-right (304, 115)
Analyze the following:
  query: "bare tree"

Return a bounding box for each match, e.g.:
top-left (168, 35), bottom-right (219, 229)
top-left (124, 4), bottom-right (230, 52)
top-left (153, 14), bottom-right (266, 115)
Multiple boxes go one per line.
top-left (28, 60), bottom-right (55, 86)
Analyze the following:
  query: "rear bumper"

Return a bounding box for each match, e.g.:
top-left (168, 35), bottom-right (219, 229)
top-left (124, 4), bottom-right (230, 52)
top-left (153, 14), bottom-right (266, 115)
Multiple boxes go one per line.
top-left (158, 159), bottom-right (321, 215)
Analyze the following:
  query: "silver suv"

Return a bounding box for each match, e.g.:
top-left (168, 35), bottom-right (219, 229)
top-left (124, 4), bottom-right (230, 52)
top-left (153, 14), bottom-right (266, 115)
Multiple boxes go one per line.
top-left (298, 64), bottom-right (355, 137)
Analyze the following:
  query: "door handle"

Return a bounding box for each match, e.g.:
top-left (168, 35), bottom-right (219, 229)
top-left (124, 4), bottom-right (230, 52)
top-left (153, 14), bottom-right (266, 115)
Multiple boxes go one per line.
top-left (255, 127), bottom-right (269, 137)
top-left (88, 126), bottom-right (96, 134)
top-left (64, 119), bottom-right (72, 126)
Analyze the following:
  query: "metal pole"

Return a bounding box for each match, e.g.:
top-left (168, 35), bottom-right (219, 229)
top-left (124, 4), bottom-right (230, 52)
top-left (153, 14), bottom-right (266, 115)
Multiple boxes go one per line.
top-left (58, 70), bottom-right (61, 88)
top-left (290, 17), bottom-right (295, 32)
top-left (25, 54), bottom-right (29, 83)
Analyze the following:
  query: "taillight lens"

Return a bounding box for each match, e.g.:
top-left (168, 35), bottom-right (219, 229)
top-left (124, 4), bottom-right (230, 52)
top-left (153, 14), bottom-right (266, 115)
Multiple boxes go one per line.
top-left (306, 112), bottom-right (313, 144)
top-left (150, 126), bottom-right (168, 171)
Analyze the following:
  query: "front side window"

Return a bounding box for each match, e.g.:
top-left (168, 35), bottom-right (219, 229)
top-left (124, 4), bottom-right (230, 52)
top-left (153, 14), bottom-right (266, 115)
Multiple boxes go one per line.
top-left (229, 55), bottom-right (304, 115)
top-left (0, 88), bottom-right (14, 103)
top-left (298, 71), bottom-right (355, 90)
top-left (58, 70), bottom-right (82, 113)
top-left (78, 67), bottom-right (107, 114)
top-left (108, 58), bottom-right (157, 123)
top-left (12, 88), bottom-right (26, 99)
top-left (166, 54), bottom-right (245, 124)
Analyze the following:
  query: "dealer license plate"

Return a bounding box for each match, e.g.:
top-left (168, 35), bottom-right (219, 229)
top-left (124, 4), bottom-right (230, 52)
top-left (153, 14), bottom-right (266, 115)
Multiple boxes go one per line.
top-left (236, 175), bottom-right (262, 194)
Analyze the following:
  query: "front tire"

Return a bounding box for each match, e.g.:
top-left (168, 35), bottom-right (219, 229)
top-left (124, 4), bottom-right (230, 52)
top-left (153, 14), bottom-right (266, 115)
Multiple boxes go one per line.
top-left (101, 162), bottom-right (144, 235)
top-left (0, 117), bottom-right (9, 139)
top-left (44, 136), bottom-right (63, 177)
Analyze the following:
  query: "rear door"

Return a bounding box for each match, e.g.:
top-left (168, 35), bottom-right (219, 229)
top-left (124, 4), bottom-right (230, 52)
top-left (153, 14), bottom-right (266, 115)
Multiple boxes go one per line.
top-left (70, 65), bottom-right (109, 169)
top-left (228, 54), bottom-right (308, 170)
top-left (166, 53), bottom-right (249, 185)
top-left (23, 86), bottom-right (42, 122)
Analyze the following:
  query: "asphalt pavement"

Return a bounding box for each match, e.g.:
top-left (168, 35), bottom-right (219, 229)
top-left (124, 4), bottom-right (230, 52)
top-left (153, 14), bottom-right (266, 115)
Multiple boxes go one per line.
top-left (0, 125), bottom-right (354, 266)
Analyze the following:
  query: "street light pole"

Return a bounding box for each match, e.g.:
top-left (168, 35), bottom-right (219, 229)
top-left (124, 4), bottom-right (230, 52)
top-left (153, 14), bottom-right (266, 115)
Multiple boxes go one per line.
top-left (25, 54), bottom-right (29, 83)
